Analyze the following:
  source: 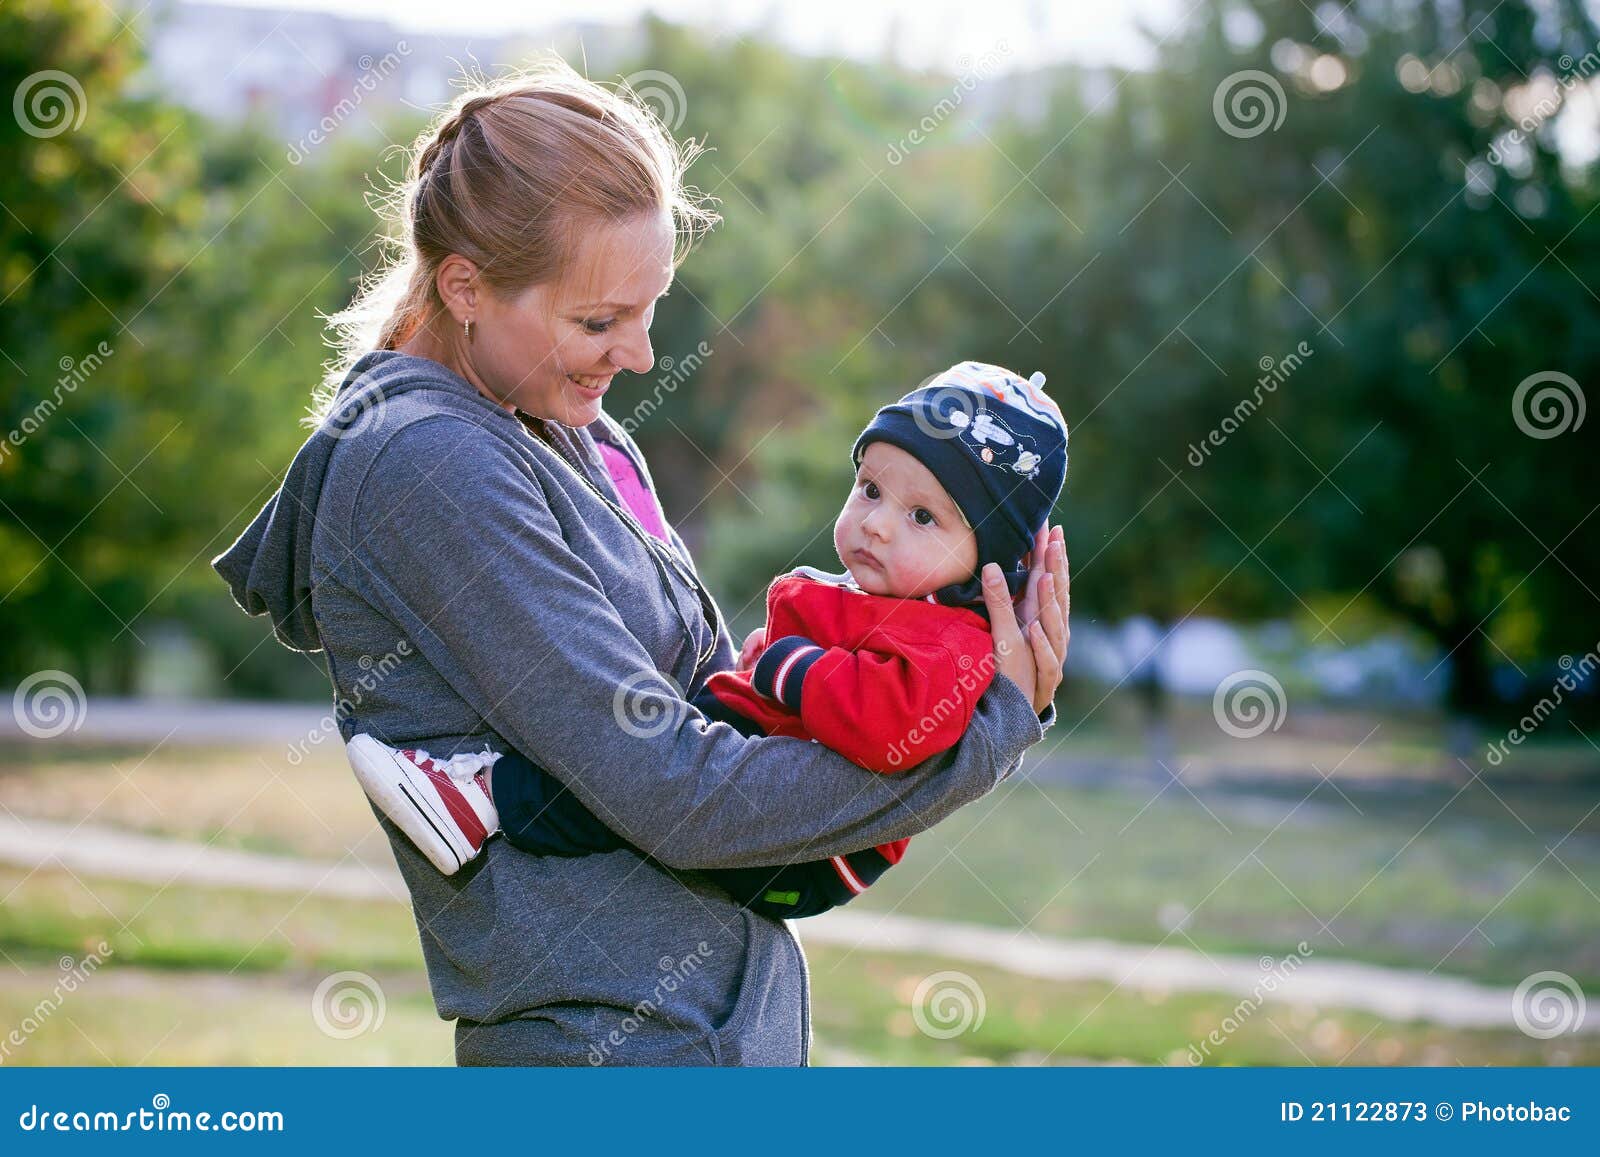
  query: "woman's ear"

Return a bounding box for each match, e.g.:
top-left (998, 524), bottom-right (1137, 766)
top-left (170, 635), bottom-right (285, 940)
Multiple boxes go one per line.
top-left (434, 254), bottom-right (481, 323)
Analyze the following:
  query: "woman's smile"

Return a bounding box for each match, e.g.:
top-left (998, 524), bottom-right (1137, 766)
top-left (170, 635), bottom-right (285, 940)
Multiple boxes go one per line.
top-left (566, 371), bottom-right (614, 397)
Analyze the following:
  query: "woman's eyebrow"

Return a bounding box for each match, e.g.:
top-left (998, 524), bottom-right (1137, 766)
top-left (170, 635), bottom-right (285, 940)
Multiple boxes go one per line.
top-left (571, 288), bottom-right (672, 313)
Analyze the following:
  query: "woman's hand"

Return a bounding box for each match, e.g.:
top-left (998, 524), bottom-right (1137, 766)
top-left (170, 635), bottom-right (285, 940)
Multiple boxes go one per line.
top-left (982, 524), bottom-right (1070, 715)
top-left (736, 627), bottom-right (767, 673)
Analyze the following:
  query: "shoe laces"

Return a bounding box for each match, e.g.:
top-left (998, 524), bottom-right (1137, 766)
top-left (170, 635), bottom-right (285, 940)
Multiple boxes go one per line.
top-left (411, 747), bottom-right (502, 787)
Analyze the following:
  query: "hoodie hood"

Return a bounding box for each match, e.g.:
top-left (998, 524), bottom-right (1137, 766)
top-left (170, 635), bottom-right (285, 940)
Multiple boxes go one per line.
top-left (212, 350), bottom-right (478, 653)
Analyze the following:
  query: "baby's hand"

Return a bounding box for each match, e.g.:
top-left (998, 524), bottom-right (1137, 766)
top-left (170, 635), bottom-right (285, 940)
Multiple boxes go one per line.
top-left (736, 627), bottom-right (767, 673)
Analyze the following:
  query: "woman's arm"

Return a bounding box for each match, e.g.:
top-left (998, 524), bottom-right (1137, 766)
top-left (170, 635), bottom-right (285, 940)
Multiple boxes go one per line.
top-left (352, 416), bottom-right (1047, 872)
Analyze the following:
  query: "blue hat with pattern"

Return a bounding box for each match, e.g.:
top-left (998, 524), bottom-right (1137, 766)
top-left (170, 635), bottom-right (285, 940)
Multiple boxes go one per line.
top-left (851, 361), bottom-right (1068, 606)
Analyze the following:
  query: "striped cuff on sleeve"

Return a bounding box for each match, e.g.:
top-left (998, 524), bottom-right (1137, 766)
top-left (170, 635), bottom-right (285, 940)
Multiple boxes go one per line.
top-left (751, 635), bottom-right (826, 711)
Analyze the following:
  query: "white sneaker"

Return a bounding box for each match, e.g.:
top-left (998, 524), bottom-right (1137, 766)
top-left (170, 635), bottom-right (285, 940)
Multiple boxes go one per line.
top-left (347, 734), bottom-right (501, 875)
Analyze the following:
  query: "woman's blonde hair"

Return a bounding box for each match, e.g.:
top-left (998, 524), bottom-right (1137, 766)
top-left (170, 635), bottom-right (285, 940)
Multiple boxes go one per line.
top-left (317, 57), bottom-right (717, 411)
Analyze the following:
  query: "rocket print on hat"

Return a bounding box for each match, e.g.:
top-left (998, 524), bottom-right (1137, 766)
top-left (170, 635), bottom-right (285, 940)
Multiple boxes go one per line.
top-left (946, 408), bottom-right (1043, 479)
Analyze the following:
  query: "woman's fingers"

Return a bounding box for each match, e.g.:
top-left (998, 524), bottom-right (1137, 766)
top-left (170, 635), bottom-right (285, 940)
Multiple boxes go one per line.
top-left (987, 528), bottom-right (1068, 711)
top-left (1030, 528), bottom-right (1056, 624)
top-left (1015, 524), bottom-right (1050, 628)
top-left (983, 562), bottom-right (1039, 700)
top-left (1028, 527), bottom-right (1070, 714)
top-left (1053, 527), bottom-right (1070, 622)
top-left (1043, 527), bottom-right (1069, 652)
top-left (1027, 620), bottom-right (1062, 713)
top-left (982, 563), bottom-right (1023, 644)
top-left (1036, 571), bottom-right (1064, 658)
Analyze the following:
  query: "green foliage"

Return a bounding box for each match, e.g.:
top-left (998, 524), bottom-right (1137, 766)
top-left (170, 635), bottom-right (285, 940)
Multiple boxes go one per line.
top-left (1, 0), bottom-right (393, 693)
top-left (2, 0), bottom-right (1596, 717)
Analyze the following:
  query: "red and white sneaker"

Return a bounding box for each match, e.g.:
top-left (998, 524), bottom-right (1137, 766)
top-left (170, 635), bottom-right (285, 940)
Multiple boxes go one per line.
top-left (347, 734), bottom-right (501, 875)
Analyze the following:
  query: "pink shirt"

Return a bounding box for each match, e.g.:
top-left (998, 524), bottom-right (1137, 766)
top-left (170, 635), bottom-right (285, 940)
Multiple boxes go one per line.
top-left (595, 440), bottom-right (671, 545)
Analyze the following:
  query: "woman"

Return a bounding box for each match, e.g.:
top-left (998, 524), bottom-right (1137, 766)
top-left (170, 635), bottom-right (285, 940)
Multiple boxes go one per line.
top-left (215, 61), bottom-right (1070, 1066)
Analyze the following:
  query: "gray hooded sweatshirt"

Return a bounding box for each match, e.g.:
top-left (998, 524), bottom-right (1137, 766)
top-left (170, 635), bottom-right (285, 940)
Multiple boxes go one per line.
top-left (214, 350), bottom-right (1053, 1066)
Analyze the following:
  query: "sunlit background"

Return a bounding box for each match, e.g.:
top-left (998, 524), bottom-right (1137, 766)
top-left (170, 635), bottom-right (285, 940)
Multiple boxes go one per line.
top-left (1, 0), bottom-right (1597, 1065)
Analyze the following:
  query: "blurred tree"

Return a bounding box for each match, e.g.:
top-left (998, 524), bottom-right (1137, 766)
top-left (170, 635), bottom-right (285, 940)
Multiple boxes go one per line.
top-left (1009, 0), bottom-right (1599, 715)
top-left (0, 0), bottom-right (200, 686)
top-left (0, 0), bottom-right (393, 693)
top-left (4, 0), bottom-right (1594, 726)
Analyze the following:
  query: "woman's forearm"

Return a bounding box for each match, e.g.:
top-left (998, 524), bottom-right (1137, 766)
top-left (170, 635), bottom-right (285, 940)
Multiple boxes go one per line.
top-left (629, 671), bottom-right (1043, 870)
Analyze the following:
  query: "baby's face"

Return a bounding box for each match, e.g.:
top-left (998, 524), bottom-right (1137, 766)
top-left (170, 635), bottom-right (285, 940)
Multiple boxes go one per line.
top-left (834, 442), bottom-right (979, 599)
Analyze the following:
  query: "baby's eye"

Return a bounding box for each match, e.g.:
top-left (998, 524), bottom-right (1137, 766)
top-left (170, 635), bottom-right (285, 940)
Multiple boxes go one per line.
top-left (581, 318), bottom-right (615, 335)
top-left (912, 508), bottom-right (936, 526)
top-left (862, 481), bottom-right (880, 499)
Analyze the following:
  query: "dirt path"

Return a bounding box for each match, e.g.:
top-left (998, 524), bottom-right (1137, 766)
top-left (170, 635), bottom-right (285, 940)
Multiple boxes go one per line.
top-left (0, 812), bottom-right (1581, 1034)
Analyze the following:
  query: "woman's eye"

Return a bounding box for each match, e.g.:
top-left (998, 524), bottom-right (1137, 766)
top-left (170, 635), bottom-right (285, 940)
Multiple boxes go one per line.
top-left (581, 318), bottom-right (615, 335)
top-left (913, 508), bottom-right (935, 526)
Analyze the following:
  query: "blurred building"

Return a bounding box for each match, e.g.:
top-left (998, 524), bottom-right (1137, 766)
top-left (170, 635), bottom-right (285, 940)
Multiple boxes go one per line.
top-left (119, 1), bottom-right (644, 146)
top-left (117, 0), bottom-right (1099, 148)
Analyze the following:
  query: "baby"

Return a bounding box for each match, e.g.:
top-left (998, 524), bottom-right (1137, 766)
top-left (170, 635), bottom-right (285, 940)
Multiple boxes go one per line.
top-left (348, 361), bottom-right (1068, 919)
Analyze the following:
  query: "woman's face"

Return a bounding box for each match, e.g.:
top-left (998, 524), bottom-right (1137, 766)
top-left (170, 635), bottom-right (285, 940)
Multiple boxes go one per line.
top-left (457, 211), bottom-right (675, 425)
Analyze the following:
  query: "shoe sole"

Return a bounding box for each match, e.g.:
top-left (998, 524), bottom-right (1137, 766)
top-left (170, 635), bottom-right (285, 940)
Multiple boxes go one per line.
top-left (348, 734), bottom-right (471, 875)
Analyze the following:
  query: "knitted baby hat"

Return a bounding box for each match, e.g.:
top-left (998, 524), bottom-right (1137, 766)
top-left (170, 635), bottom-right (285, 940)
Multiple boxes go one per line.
top-left (851, 361), bottom-right (1068, 607)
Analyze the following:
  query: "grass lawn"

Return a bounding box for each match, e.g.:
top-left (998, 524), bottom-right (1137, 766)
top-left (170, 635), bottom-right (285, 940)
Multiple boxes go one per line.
top-left (1043, 694), bottom-right (1600, 785)
top-left (2, 867), bottom-right (1591, 1066)
top-left (0, 740), bottom-right (388, 866)
top-left (3, 733), bottom-right (1597, 986)
top-left (853, 764), bottom-right (1600, 989)
top-left (0, 716), bottom-right (1594, 1066)
top-left (0, 964), bottom-right (451, 1066)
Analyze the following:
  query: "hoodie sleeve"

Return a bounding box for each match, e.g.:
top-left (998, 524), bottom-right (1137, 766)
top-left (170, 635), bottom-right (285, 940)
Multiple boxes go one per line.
top-left (350, 416), bottom-right (1047, 872)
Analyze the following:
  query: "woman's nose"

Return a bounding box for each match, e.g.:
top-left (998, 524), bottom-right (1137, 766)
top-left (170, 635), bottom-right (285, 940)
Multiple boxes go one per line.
top-left (609, 325), bottom-right (654, 375)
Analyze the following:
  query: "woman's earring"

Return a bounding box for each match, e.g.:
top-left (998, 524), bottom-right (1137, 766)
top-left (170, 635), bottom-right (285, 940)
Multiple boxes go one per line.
top-left (463, 317), bottom-right (473, 343)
